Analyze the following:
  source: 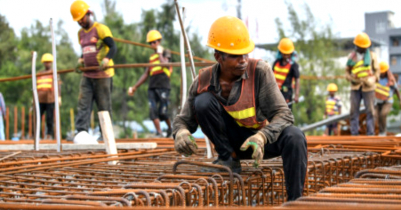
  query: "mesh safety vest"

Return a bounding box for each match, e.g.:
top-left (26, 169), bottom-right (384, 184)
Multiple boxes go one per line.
top-left (37, 75), bottom-right (53, 91)
top-left (325, 97), bottom-right (340, 116)
top-left (375, 83), bottom-right (390, 100)
top-left (351, 60), bottom-right (372, 79)
top-left (197, 59), bottom-right (267, 130)
top-left (273, 62), bottom-right (291, 89)
top-left (149, 53), bottom-right (172, 77)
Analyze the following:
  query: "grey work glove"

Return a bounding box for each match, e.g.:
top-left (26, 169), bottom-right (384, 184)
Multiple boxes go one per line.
top-left (174, 129), bottom-right (198, 156)
top-left (75, 58), bottom-right (84, 73)
top-left (99, 57), bottom-right (110, 71)
top-left (240, 132), bottom-right (267, 168)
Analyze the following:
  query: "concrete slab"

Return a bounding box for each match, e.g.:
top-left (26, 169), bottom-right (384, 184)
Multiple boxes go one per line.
top-left (0, 143), bottom-right (157, 151)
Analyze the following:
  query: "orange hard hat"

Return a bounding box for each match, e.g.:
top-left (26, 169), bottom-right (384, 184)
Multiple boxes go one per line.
top-left (146, 30), bottom-right (162, 43)
top-left (327, 83), bottom-right (338, 92)
top-left (353, 32), bottom-right (371, 48)
top-left (207, 16), bottom-right (254, 55)
top-left (278, 38), bottom-right (295, 54)
top-left (70, 0), bottom-right (90, 21)
top-left (41, 53), bottom-right (54, 63)
top-left (379, 61), bottom-right (389, 73)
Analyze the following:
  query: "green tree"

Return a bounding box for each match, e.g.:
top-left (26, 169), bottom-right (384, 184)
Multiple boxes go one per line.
top-left (274, 2), bottom-right (347, 134)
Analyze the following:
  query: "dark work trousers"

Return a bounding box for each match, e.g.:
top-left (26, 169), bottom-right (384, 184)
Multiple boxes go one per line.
top-left (350, 88), bottom-right (375, 135)
top-left (281, 89), bottom-right (293, 110)
top-left (75, 77), bottom-right (112, 133)
top-left (148, 88), bottom-right (170, 121)
top-left (194, 92), bottom-right (307, 201)
top-left (39, 103), bottom-right (54, 136)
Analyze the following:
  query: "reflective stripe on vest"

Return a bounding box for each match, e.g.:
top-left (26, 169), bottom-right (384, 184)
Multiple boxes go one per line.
top-left (351, 60), bottom-right (371, 78)
top-left (273, 62), bottom-right (291, 89)
top-left (37, 75), bottom-right (53, 90)
top-left (197, 59), bottom-right (268, 130)
top-left (325, 99), bottom-right (338, 115)
top-left (375, 83), bottom-right (390, 100)
top-left (149, 53), bottom-right (172, 77)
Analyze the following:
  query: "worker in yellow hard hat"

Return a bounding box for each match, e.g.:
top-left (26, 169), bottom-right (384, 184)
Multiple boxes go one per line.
top-left (272, 38), bottom-right (300, 109)
top-left (172, 16), bottom-right (306, 201)
top-left (374, 61), bottom-right (401, 136)
top-left (37, 53), bottom-right (62, 139)
top-left (346, 32), bottom-right (379, 136)
top-left (128, 30), bottom-right (173, 137)
top-left (70, 0), bottom-right (117, 144)
top-left (324, 83), bottom-right (342, 136)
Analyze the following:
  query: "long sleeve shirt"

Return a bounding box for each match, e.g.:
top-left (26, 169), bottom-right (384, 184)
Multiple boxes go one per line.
top-left (173, 60), bottom-right (294, 144)
top-left (345, 50), bottom-right (380, 92)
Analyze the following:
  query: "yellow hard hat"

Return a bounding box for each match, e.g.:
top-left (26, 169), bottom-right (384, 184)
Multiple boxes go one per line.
top-left (278, 38), bottom-right (294, 54)
top-left (327, 83), bottom-right (338, 92)
top-left (206, 16), bottom-right (254, 55)
top-left (146, 30), bottom-right (162, 43)
top-left (379, 61), bottom-right (389, 73)
top-left (353, 32), bottom-right (371, 48)
top-left (70, 0), bottom-right (90, 22)
top-left (41, 53), bottom-right (54, 63)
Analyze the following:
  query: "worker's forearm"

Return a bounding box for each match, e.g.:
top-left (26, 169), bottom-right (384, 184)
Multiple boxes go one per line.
top-left (133, 70), bottom-right (149, 88)
top-left (295, 79), bottom-right (300, 97)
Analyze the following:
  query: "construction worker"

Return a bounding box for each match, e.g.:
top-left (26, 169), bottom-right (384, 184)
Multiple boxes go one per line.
top-left (37, 53), bottom-right (61, 139)
top-left (0, 92), bottom-right (5, 140)
top-left (346, 32), bottom-right (379, 136)
top-left (324, 83), bottom-right (342, 136)
top-left (173, 16), bottom-right (307, 201)
top-left (128, 30), bottom-right (173, 137)
top-left (70, 0), bottom-right (117, 143)
top-left (374, 61), bottom-right (401, 136)
top-left (272, 38), bottom-right (300, 109)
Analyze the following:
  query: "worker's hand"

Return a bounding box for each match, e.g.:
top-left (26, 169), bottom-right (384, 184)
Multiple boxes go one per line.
top-left (75, 58), bottom-right (84, 73)
top-left (99, 57), bottom-right (110, 71)
top-left (174, 129), bottom-right (198, 156)
top-left (127, 86), bottom-right (137, 96)
top-left (363, 76), bottom-right (376, 88)
top-left (294, 95), bottom-right (299, 103)
top-left (240, 132), bottom-right (267, 168)
top-left (156, 45), bottom-right (164, 54)
top-left (58, 97), bottom-right (62, 106)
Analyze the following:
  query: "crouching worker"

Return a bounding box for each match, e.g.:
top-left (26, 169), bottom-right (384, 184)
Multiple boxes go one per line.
top-left (172, 16), bottom-right (307, 201)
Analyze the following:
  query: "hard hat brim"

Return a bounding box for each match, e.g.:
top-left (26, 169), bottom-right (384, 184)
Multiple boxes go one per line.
top-left (353, 40), bottom-right (371, 48)
top-left (207, 40), bottom-right (255, 55)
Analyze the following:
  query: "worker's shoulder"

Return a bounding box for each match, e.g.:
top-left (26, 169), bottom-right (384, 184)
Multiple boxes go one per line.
top-left (254, 59), bottom-right (271, 74)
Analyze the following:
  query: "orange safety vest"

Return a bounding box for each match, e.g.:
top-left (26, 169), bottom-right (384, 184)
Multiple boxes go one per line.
top-left (273, 62), bottom-right (291, 89)
top-left (375, 83), bottom-right (390, 100)
top-left (325, 97), bottom-right (339, 116)
top-left (197, 59), bottom-right (267, 130)
top-left (351, 60), bottom-right (372, 79)
top-left (149, 53), bottom-right (172, 77)
top-left (36, 75), bottom-right (53, 91)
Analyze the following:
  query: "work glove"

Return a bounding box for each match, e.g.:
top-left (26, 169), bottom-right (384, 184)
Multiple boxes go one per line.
top-left (363, 75), bottom-right (376, 88)
top-left (75, 58), bottom-right (84, 73)
top-left (127, 86), bottom-right (137, 96)
top-left (174, 128), bottom-right (198, 156)
top-left (99, 57), bottom-right (110, 71)
top-left (156, 45), bottom-right (164, 54)
top-left (58, 97), bottom-right (62, 106)
top-left (240, 132), bottom-right (267, 168)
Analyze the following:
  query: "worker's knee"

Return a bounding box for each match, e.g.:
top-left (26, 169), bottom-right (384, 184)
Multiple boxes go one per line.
top-left (194, 92), bottom-right (219, 114)
top-left (282, 126), bottom-right (306, 149)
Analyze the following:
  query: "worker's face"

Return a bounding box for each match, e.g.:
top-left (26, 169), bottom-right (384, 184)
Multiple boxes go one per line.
top-left (149, 40), bottom-right (161, 48)
top-left (77, 13), bottom-right (90, 29)
top-left (329, 91), bottom-right (336, 97)
top-left (356, 46), bottom-right (367, 54)
top-left (282, 53), bottom-right (292, 61)
top-left (43, 62), bottom-right (52, 70)
top-left (215, 52), bottom-right (248, 77)
top-left (380, 72), bottom-right (387, 78)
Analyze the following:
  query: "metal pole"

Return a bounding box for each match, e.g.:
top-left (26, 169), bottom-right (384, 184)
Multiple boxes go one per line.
top-left (174, 1), bottom-right (213, 158)
top-left (174, 0), bottom-right (196, 80)
top-left (31, 51), bottom-right (40, 150)
top-left (179, 7), bottom-right (187, 110)
top-left (50, 18), bottom-right (61, 152)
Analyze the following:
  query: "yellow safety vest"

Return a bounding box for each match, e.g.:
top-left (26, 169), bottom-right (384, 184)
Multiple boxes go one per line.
top-left (375, 83), bottom-right (390, 100)
top-left (351, 60), bottom-right (371, 78)
top-left (149, 53), bottom-right (172, 77)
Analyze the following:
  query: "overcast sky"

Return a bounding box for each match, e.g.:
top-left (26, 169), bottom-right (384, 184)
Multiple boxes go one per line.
top-left (1, 0), bottom-right (400, 57)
